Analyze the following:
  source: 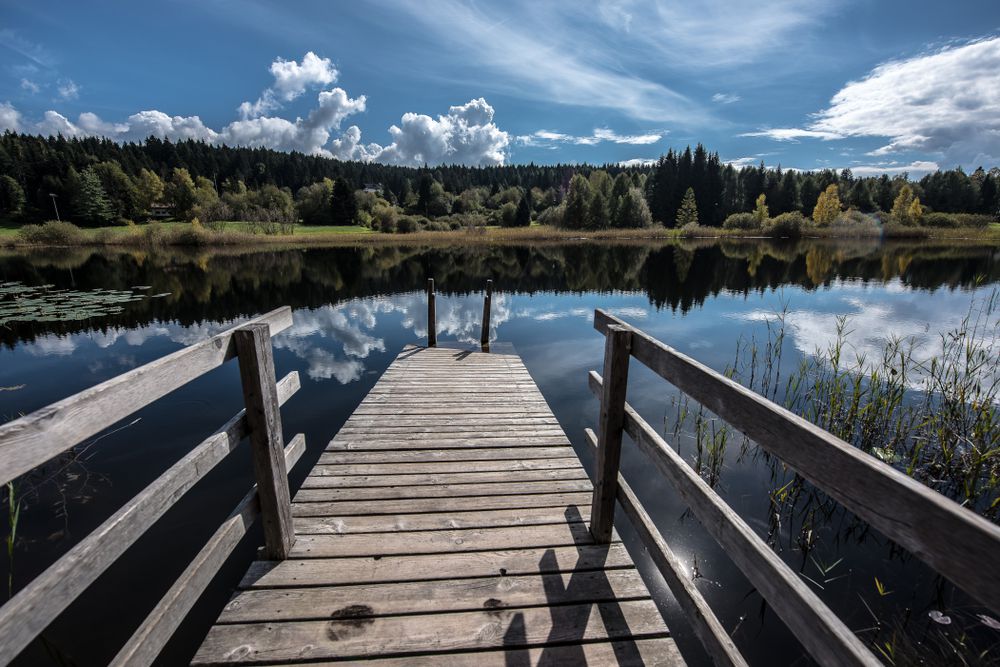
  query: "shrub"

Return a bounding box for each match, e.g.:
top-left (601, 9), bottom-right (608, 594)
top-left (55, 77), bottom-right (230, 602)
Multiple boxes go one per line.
top-left (17, 220), bottom-right (85, 245)
top-left (764, 211), bottom-right (805, 238)
top-left (142, 221), bottom-right (166, 247)
top-left (165, 226), bottom-right (210, 246)
top-left (93, 228), bottom-right (119, 245)
top-left (396, 216), bottom-right (418, 233)
top-left (829, 209), bottom-right (880, 234)
top-left (922, 212), bottom-right (992, 228)
top-left (537, 204), bottom-right (565, 227)
top-left (722, 212), bottom-right (759, 231)
top-left (678, 222), bottom-right (706, 237)
top-left (499, 201), bottom-right (518, 227)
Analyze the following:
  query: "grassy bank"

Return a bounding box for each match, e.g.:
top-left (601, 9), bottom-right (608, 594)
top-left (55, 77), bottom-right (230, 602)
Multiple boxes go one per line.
top-left (2, 219), bottom-right (999, 249)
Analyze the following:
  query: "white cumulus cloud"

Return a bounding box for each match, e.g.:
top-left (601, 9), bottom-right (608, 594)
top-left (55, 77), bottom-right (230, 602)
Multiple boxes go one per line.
top-left (338, 98), bottom-right (510, 167)
top-left (0, 54), bottom-right (511, 165)
top-left (744, 36), bottom-right (1000, 167)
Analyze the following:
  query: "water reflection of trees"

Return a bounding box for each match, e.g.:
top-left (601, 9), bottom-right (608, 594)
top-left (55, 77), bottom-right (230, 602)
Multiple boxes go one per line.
top-left (1, 240), bottom-right (996, 347)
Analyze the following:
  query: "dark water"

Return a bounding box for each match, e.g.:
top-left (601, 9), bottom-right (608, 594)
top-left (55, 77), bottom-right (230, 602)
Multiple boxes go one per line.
top-left (0, 239), bottom-right (997, 666)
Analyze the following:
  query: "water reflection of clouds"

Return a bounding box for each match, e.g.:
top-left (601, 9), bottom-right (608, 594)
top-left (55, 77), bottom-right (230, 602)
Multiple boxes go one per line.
top-left (733, 280), bottom-right (998, 386)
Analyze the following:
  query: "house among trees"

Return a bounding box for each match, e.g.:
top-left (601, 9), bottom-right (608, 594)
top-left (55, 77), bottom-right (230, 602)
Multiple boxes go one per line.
top-left (363, 182), bottom-right (383, 194)
top-left (149, 203), bottom-right (173, 219)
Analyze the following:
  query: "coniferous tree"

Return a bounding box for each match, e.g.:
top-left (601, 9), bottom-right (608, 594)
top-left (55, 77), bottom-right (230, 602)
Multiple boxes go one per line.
top-left (75, 167), bottom-right (114, 226)
top-left (515, 190), bottom-right (532, 227)
top-left (330, 177), bottom-right (358, 226)
top-left (676, 187), bottom-right (698, 227)
top-left (562, 174), bottom-right (590, 229)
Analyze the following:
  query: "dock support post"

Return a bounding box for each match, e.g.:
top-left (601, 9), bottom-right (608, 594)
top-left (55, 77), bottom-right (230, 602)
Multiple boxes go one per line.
top-left (590, 324), bottom-right (632, 543)
top-left (234, 323), bottom-right (295, 559)
top-left (427, 278), bottom-right (437, 348)
top-left (480, 279), bottom-right (493, 351)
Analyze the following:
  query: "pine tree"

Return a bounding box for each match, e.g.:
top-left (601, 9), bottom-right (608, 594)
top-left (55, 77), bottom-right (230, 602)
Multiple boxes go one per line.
top-left (812, 184), bottom-right (841, 226)
top-left (515, 190), bottom-right (532, 227)
top-left (675, 187), bottom-right (698, 227)
top-left (75, 167), bottom-right (114, 226)
top-left (330, 177), bottom-right (358, 226)
top-left (752, 193), bottom-right (769, 226)
top-left (587, 190), bottom-right (608, 229)
top-left (562, 174), bottom-right (591, 229)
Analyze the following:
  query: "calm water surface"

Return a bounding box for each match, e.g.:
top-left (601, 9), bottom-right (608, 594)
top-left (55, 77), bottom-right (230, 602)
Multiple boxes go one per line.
top-left (0, 240), bottom-right (997, 665)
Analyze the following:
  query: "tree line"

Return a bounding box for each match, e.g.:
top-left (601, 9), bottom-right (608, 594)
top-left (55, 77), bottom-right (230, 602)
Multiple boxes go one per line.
top-left (0, 132), bottom-right (996, 231)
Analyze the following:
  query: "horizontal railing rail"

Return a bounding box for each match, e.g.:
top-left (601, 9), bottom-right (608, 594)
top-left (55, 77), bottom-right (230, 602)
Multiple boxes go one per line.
top-left (588, 308), bottom-right (1000, 667)
top-left (0, 307), bottom-right (304, 666)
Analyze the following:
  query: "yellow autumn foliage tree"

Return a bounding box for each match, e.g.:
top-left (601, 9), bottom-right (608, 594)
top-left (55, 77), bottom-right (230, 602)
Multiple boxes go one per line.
top-left (812, 184), bottom-right (841, 226)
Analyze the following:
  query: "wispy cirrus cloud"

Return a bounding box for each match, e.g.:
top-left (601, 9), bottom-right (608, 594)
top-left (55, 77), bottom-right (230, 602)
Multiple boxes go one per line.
top-left (520, 127), bottom-right (664, 148)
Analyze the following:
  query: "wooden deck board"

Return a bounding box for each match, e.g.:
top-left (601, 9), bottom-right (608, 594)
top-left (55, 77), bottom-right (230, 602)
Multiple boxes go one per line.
top-left (194, 344), bottom-right (680, 665)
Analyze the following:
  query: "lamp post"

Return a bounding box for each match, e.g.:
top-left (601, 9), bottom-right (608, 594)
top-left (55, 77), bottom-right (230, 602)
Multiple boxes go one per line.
top-left (49, 193), bottom-right (61, 222)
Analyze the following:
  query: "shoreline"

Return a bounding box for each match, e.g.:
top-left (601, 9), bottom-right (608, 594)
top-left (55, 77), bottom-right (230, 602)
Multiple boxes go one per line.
top-left (2, 222), bottom-right (999, 249)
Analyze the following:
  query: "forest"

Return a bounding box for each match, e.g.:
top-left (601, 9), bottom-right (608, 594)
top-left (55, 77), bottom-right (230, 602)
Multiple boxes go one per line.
top-left (0, 132), bottom-right (997, 235)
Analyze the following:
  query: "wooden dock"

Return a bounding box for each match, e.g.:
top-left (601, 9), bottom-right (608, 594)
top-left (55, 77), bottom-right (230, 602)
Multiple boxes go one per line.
top-left (3, 280), bottom-right (998, 667)
top-left (192, 343), bottom-right (682, 665)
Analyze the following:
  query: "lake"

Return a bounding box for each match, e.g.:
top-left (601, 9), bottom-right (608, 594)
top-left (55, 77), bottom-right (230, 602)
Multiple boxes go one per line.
top-left (1, 238), bottom-right (997, 665)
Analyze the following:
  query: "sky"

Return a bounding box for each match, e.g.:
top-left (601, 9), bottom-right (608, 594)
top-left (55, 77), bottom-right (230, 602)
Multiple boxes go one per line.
top-left (1, 0), bottom-right (999, 175)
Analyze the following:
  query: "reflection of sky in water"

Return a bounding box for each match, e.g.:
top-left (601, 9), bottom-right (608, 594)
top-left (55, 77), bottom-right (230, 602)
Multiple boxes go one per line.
top-left (12, 280), bottom-right (996, 393)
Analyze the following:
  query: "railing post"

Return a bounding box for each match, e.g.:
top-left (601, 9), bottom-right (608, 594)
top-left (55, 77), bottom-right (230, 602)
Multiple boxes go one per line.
top-left (234, 323), bottom-right (294, 559)
top-left (427, 278), bottom-right (437, 348)
top-left (590, 324), bottom-right (632, 543)
top-left (480, 279), bottom-right (493, 351)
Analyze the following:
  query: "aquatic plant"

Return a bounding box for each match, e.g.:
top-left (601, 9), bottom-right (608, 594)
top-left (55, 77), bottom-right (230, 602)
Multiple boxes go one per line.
top-left (0, 282), bottom-right (149, 325)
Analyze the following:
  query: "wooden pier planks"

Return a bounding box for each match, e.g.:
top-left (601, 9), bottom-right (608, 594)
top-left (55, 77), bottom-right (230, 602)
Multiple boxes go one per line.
top-left (193, 344), bottom-right (680, 665)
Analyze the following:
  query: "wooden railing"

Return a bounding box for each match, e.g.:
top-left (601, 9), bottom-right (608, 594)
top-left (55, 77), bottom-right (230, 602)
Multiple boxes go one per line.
top-left (0, 307), bottom-right (305, 666)
top-left (587, 309), bottom-right (1000, 667)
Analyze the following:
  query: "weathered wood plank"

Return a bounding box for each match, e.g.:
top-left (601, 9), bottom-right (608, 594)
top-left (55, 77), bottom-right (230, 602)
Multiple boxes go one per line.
top-left (235, 323), bottom-right (294, 560)
top-left (192, 599), bottom-right (668, 664)
top-left (240, 543), bottom-right (633, 589)
top-left (290, 522), bottom-right (607, 558)
top-left (426, 278), bottom-right (436, 347)
top-left (293, 479), bottom-right (593, 502)
top-left (290, 492), bottom-right (595, 517)
top-left (292, 505), bottom-right (590, 534)
top-left (596, 307), bottom-right (1000, 617)
top-left (0, 306), bottom-right (292, 488)
top-left (326, 436), bottom-right (571, 450)
top-left (219, 568), bottom-right (648, 623)
top-left (110, 434), bottom-right (306, 667)
top-left (0, 371), bottom-right (299, 665)
top-left (295, 638), bottom-right (683, 667)
top-left (300, 468), bottom-right (589, 489)
top-left (309, 458), bottom-right (581, 475)
top-left (317, 447), bottom-right (575, 464)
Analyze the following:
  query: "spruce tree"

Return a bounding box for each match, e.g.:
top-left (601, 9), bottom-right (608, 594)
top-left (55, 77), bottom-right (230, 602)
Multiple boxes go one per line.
top-left (515, 190), bottom-right (532, 227)
top-left (675, 187), bottom-right (698, 227)
top-left (330, 177), bottom-right (358, 226)
top-left (75, 167), bottom-right (114, 226)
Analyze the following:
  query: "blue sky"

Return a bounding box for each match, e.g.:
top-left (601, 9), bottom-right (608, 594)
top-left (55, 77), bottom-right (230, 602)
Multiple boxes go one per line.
top-left (1, 1), bottom-right (999, 174)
